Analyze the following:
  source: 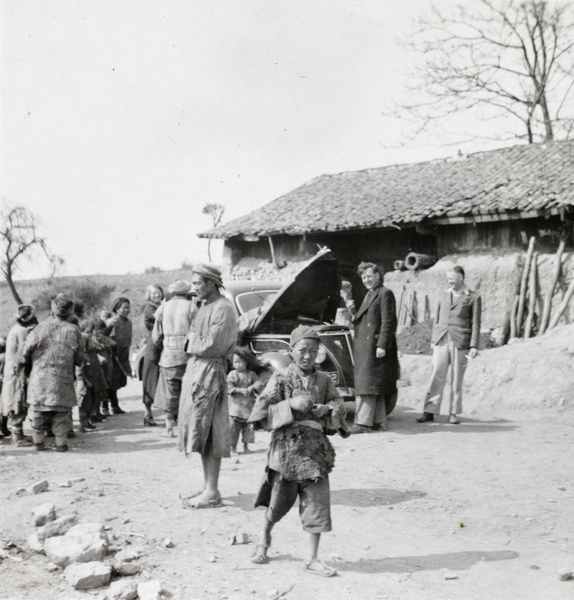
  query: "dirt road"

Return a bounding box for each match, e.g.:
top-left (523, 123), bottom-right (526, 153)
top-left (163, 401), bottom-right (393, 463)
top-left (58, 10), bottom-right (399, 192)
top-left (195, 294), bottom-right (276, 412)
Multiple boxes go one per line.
top-left (1, 374), bottom-right (573, 600)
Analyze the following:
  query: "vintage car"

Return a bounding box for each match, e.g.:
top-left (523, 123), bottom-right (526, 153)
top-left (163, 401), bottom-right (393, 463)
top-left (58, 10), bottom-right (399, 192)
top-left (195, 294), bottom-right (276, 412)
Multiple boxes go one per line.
top-left (227, 248), bottom-right (356, 400)
top-left (133, 248), bottom-right (402, 414)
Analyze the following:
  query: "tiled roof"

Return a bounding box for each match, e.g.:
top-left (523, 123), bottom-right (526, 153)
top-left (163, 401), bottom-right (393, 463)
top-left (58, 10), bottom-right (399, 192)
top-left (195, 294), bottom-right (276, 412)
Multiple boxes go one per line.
top-left (200, 141), bottom-right (574, 239)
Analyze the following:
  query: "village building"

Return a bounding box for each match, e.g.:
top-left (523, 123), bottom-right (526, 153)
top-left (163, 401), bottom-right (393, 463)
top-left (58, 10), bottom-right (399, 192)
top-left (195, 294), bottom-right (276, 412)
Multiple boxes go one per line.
top-left (200, 141), bottom-right (574, 337)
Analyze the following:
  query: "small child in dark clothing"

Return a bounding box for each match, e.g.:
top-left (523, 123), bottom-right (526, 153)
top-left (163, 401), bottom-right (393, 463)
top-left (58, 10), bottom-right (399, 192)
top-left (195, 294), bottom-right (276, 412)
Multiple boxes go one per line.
top-left (227, 347), bottom-right (262, 454)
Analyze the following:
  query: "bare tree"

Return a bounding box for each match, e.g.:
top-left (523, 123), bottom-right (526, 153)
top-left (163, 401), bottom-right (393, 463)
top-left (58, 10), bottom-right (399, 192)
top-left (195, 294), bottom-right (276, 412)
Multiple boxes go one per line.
top-left (1, 204), bottom-right (63, 304)
top-left (202, 203), bottom-right (225, 262)
top-left (398, 0), bottom-right (574, 144)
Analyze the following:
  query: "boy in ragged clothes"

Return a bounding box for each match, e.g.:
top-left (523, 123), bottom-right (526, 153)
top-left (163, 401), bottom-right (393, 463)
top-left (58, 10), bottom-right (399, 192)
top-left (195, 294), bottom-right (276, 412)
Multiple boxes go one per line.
top-left (248, 325), bottom-right (349, 577)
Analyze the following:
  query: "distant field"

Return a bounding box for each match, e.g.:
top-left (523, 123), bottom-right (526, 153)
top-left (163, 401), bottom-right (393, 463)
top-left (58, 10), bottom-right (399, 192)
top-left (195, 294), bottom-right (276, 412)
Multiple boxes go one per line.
top-left (0, 269), bottom-right (198, 346)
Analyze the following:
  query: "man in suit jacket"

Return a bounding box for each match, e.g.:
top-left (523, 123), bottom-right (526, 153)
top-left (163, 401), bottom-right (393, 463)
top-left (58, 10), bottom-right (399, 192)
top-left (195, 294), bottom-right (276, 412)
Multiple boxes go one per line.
top-left (417, 266), bottom-right (481, 424)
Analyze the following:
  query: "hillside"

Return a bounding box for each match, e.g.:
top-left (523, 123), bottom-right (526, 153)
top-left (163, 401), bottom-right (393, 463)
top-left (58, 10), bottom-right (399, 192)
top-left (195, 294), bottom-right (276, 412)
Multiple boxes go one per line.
top-left (0, 270), bottom-right (198, 345)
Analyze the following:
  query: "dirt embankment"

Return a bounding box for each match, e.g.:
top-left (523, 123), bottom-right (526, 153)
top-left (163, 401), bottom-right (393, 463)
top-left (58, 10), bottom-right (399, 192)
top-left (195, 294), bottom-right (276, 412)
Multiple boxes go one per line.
top-left (398, 323), bottom-right (574, 415)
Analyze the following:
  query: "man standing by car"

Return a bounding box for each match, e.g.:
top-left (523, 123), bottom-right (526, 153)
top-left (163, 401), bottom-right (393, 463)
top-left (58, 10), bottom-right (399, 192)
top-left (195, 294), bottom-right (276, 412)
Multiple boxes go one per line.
top-left (351, 261), bottom-right (399, 433)
top-left (417, 266), bottom-right (481, 424)
top-left (178, 264), bottom-right (237, 509)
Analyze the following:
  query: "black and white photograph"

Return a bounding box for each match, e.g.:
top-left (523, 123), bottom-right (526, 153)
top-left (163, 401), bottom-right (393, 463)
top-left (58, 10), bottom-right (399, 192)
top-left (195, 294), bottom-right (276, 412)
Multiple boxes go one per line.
top-left (1, 1), bottom-right (573, 598)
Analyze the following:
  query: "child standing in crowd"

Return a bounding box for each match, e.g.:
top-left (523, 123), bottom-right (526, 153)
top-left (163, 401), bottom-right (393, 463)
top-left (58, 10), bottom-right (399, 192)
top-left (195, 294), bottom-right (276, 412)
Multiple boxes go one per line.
top-left (1, 305), bottom-right (39, 446)
top-left (227, 347), bottom-right (262, 454)
top-left (248, 326), bottom-right (348, 577)
top-left (106, 297), bottom-right (132, 415)
top-left (77, 317), bottom-right (110, 432)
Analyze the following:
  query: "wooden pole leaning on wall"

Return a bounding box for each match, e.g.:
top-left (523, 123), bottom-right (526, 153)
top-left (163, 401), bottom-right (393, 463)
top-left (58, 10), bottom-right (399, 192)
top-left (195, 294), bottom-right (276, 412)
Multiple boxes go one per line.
top-left (523, 252), bottom-right (539, 339)
top-left (509, 296), bottom-right (519, 339)
top-left (516, 236), bottom-right (536, 336)
top-left (508, 255), bottom-right (525, 340)
top-left (397, 286), bottom-right (405, 326)
top-left (548, 265), bottom-right (574, 330)
top-left (539, 240), bottom-right (566, 335)
top-left (267, 235), bottom-right (278, 268)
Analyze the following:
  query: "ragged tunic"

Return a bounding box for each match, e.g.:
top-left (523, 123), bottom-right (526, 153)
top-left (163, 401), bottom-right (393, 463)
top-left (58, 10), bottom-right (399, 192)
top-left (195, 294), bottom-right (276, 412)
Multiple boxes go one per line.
top-left (20, 318), bottom-right (87, 411)
top-left (249, 363), bottom-right (348, 481)
top-left (1, 321), bottom-right (37, 416)
top-left (178, 296), bottom-right (237, 458)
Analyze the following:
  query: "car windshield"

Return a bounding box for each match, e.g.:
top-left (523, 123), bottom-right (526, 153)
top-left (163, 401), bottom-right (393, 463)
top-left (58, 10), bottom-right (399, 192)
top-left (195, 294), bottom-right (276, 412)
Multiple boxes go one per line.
top-left (235, 290), bottom-right (278, 314)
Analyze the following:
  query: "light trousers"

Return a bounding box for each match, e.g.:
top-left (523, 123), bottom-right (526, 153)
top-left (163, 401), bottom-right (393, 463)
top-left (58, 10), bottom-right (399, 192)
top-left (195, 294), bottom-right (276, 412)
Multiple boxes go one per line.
top-left (423, 334), bottom-right (468, 415)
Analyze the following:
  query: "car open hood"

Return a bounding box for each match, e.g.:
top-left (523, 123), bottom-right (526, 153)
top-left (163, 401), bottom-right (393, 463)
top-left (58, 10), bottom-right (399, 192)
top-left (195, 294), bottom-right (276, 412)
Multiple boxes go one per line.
top-left (246, 247), bottom-right (341, 334)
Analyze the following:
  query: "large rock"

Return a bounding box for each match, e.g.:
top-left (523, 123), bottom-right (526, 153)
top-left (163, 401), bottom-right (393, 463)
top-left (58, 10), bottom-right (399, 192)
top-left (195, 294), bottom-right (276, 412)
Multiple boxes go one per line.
top-left (37, 514), bottom-right (78, 542)
top-left (44, 522), bottom-right (108, 567)
top-left (33, 503), bottom-right (56, 526)
top-left (137, 580), bottom-right (163, 600)
top-left (108, 579), bottom-right (138, 600)
top-left (63, 561), bottom-right (111, 589)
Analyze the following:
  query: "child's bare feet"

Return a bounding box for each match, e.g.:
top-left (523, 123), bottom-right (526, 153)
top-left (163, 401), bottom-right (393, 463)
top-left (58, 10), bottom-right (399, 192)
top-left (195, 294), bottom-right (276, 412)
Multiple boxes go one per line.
top-left (243, 444), bottom-right (251, 454)
top-left (304, 558), bottom-right (337, 577)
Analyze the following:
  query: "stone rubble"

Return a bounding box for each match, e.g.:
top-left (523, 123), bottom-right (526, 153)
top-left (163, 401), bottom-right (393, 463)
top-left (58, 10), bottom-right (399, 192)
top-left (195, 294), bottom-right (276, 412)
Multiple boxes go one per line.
top-left (26, 532), bottom-right (45, 554)
top-left (63, 560), bottom-right (112, 589)
top-left (36, 514), bottom-right (78, 542)
top-left (44, 522), bottom-right (108, 567)
top-left (107, 579), bottom-right (138, 600)
top-left (28, 480), bottom-right (49, 495)
top-left (137, 579), bottom-right (163, 600)
top-left (32, 503), bottom-right (56, 527)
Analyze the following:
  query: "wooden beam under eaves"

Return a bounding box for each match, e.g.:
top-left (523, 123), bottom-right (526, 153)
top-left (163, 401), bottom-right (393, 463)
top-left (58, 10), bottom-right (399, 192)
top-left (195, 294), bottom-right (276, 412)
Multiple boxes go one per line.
top-left (429, 208), bottom-right (561, 226)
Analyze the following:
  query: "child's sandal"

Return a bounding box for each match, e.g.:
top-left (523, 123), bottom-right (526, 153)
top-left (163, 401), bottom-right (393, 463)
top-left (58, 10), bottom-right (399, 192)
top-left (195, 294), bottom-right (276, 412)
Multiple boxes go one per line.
top-left (250, 536), bottom-right (271, 564)
top-left (304, 558), bottom-right (337, 577)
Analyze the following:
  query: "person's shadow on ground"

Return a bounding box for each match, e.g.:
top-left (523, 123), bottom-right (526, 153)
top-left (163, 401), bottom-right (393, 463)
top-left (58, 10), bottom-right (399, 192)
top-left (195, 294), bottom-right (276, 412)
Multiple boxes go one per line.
top-left (336, 549), bottom-right (519, 573)
top-left (379, 406), bottom-right (518, 436)
top-left (225, 487), bottom-right (425, 512)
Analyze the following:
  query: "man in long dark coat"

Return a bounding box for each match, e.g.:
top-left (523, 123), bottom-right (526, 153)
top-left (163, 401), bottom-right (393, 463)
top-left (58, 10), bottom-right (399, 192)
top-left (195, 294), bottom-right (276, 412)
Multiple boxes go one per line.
top-left (351, 261), bottom-right (398, 433)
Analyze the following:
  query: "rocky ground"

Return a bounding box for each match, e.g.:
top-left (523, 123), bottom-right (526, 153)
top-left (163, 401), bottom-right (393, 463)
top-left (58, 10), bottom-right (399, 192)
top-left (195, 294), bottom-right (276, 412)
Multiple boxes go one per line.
top-left (1, 326), bottom-right (573, 600)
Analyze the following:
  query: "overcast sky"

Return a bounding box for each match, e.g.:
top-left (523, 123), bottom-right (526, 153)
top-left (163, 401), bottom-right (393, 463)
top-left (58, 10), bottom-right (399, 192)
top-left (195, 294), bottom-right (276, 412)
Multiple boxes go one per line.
top-left (2, 0), bottom-right (504, 280)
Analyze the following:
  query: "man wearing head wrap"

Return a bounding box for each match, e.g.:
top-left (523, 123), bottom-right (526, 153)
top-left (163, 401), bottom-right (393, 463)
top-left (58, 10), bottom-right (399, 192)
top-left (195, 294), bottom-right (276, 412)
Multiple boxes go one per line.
top-left (1, 305), bottom-right (39, 445)
top-left (19, 294), bottom-right (87, 452)
top-left (151, 280), bottom-right (196, 435)
top-left (179, 265), bottom-right (237, 508)
top-left (247, 325), bottom-right (348, 576)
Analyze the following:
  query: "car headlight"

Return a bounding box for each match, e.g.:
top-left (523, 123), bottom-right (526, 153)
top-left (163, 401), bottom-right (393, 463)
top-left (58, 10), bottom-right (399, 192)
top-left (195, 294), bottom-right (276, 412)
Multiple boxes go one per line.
top-left (315, 344), bottom-right (327, 365)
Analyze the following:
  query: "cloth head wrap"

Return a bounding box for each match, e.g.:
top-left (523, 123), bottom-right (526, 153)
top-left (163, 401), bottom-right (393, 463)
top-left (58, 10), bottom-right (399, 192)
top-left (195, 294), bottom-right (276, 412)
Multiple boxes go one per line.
top-left (192, 264), bottom-right (224, 288)
top-left (168, 279), bottom-right (191, 295)
top-left (289, 325), bottom-right (319, 348)
top-left (51, 294), bottom-right (75, 318)
top-left (15, 304), bottom-right (36, 324)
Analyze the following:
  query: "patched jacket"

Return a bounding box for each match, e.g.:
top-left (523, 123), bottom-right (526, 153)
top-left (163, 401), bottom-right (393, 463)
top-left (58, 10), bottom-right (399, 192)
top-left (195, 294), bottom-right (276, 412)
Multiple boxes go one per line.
top-left (249, 363), bottom-right (348, 481)
top-left (20, 318), bottom-right (87, 410)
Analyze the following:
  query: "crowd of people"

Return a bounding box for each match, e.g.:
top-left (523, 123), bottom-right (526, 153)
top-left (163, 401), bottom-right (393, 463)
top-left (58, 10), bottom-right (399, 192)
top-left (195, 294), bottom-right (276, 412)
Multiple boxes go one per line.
top-left (0, 260), bottom-right (481, 577)
top-left (0, 293), bottom-right (136, 450)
